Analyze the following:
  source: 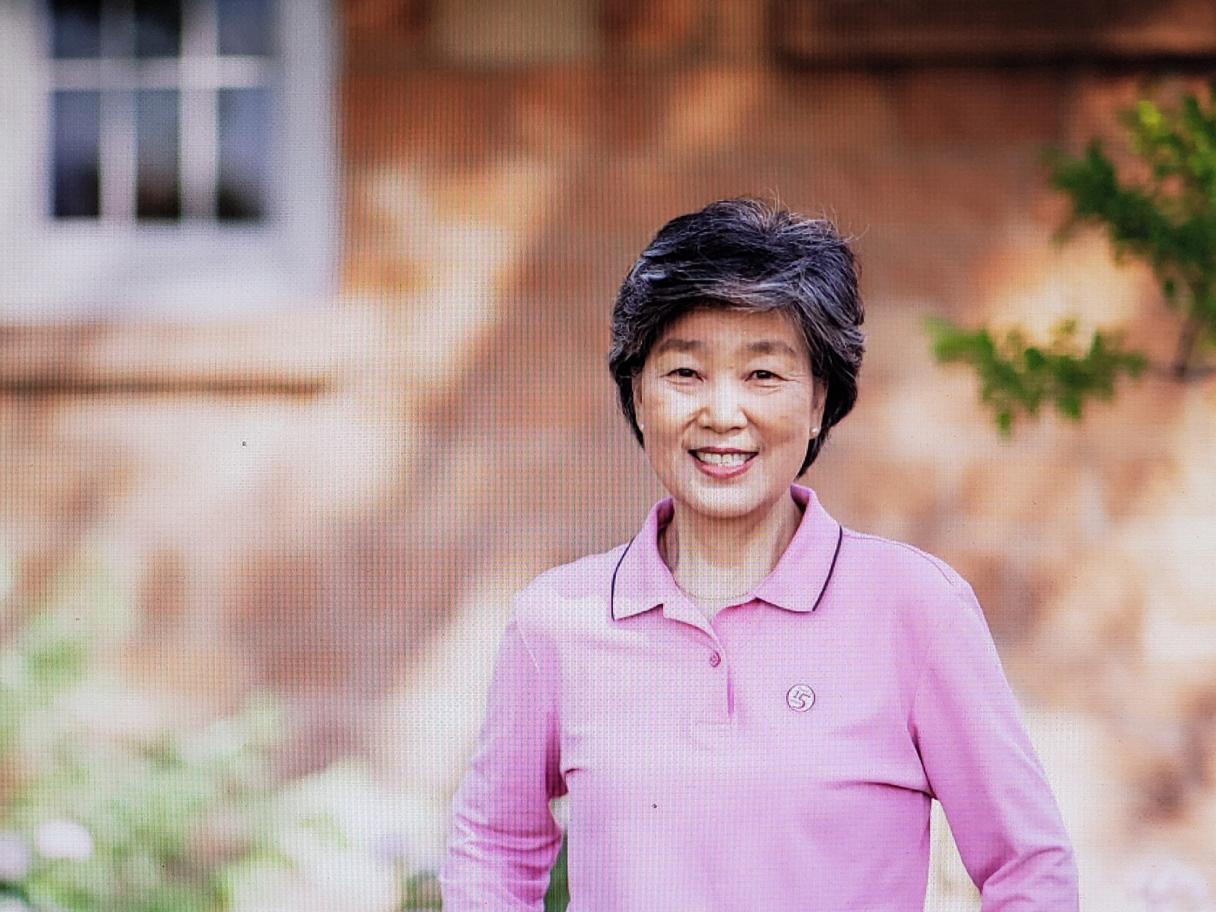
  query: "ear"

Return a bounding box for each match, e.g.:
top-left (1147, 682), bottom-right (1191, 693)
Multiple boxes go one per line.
top-left (632, 382), bottom-right (645, 432)
top-left (810, 378), bottom-right (827, 434)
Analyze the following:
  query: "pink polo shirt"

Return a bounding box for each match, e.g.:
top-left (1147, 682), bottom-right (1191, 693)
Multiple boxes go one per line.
top-left (439, 484), bottom-right (1079, 911)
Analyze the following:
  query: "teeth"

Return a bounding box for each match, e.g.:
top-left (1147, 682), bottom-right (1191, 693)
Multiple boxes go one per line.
top-left (694, 451), bottom-right (752, 466)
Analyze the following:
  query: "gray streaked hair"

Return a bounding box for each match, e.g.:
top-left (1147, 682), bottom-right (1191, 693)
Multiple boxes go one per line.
top-left (608, 196), bottom-right (865, 475)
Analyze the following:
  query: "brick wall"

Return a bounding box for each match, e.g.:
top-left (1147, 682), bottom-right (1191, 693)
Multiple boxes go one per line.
top-left (2, 0), bottom-right (1214, 898)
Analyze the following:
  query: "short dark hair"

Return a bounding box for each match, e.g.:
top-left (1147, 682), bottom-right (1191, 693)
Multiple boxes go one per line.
top-left (608, 196), bottom-right (865, 475)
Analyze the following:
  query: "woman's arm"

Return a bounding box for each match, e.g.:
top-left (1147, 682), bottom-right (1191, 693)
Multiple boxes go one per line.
top-left (438, 608), bottom-right (567, 911)
top-left (909, 578), bottom-right (1080, 911)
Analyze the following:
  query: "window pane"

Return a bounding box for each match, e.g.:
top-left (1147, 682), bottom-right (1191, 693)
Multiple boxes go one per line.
top-left (136, 90), bottom-right (180, 219)
top-left (134, 0), bottom-right (181, 57)
top-left (217, 0), bottom-right (274, 56)
top-left (217, 88), bottom-right (269, 221)
top-left (52, 90), bottom-right (101, 217)
top-left (51, 0), bottom-right (102, 58)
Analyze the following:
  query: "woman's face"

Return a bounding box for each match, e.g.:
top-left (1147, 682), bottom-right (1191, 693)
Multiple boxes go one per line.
top-left (633, 306), bottom-right (826, 526)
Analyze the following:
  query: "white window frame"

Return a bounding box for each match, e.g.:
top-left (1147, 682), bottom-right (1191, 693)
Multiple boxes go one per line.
top-left (0, 0), bottom-right (337, 323)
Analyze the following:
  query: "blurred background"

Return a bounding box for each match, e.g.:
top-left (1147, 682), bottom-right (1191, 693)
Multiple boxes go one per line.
top-left (1, 1), bottom-right (1215, 910)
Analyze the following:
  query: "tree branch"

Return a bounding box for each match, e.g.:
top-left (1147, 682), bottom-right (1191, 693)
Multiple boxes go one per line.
top-left (1172, 314), bottom-right (1207, 380)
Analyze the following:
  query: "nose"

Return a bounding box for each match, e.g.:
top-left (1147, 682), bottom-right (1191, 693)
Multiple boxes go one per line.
top-left (698, 377), bottom-right (747, 432)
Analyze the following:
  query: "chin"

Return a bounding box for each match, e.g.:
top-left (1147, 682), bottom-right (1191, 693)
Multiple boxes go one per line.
top-left (677, 484), bottom-right (781, 521)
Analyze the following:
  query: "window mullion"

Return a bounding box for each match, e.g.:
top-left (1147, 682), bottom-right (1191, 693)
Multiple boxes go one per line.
top-left (99, 79), bottom-right (135, 221)
top-left (100, 0), bottom-right (135, 222)
top-left (180, 0), bottom-right (218, 220)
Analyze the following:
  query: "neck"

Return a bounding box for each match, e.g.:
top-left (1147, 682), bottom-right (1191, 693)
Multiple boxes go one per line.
top-left (660, 490), bottom-right (804, 605)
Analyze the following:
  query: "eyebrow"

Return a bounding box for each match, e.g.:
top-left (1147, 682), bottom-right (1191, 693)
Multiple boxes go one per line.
top-left (653, 338), bottom-right (801, 358)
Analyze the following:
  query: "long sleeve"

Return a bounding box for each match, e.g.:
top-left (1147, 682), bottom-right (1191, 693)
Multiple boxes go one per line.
top-left (909, 578), bottom-right (1080, 911)
top-left (438, 610), bottom-right (566, 911)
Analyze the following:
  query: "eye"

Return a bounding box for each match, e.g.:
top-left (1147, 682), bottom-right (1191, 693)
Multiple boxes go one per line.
top-left (749, 369), bottom-right (782, 381)
top-left (667, 367), bottom-right (699, 379)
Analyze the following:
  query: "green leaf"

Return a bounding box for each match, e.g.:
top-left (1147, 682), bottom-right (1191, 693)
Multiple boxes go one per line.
top-left (924, 317), bottom-right (1147, 434)
top-left (935, 83), bottom-right (1216, 434)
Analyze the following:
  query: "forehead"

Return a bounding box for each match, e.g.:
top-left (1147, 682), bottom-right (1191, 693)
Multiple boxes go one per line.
top-left (651, 307), bottom-right (809, 358)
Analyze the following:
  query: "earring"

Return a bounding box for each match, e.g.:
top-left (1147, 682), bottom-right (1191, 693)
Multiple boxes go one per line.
top-left (811, 426), bottom-right (820, 436)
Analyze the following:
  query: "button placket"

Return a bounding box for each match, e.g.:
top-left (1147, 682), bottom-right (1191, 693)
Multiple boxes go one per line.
top-left (687, 639), bottom-right (733, 733)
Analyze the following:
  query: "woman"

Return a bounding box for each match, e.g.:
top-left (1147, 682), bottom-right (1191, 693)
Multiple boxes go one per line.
top-left (439, 198), bottom-right (1079, 910)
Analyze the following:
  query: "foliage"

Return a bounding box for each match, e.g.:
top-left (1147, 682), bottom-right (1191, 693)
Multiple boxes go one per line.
top-left (924, 316), bottom-right (1147, 435)
top-left (390, 835), bottom-right (568, 910)
top-left (928, 81), bottom-right (1216, 433)
top-left (1050, 82), bottom-right (1216, 370)
top-left (387, 838), bottom-right (567, 910)
top-left (227, 757), bottom-right (450, 912)
top-left (543, 838), bottom-right (569, 912)
top-left (0, 550), bottom-right (479, 912)
top-left (0, 554), bottom-right (286, 912)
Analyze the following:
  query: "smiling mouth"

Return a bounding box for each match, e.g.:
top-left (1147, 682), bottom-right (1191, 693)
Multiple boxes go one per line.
top-left (691, 450), bottom-right (757, 467)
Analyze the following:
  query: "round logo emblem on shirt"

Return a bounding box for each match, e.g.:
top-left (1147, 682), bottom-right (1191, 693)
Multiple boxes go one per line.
top-left (786, 683), bottom-right (815, 712)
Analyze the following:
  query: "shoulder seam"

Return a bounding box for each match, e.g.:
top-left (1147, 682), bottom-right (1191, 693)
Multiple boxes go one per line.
top-left (842, 528), bottom-right (967, 595)
top-left (506, 592), bottom-right (564, 799)
top-left (527, 542), bottom-right (630, 589)
top-left (508, 594), bottom-right (545, 675)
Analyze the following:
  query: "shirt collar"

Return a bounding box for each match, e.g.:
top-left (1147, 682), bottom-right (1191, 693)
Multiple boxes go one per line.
top-left (610, 483), bottom-right (844, 621)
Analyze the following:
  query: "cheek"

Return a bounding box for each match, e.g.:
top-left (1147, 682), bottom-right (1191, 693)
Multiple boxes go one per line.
top-left (638, 384), bottom-right (684, 429)
top-left (767, 400), bottom-right (815, 441)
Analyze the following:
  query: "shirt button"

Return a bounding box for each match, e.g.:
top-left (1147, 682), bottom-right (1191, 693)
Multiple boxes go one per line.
top-left (709, 651), bottom-right (721, 667)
